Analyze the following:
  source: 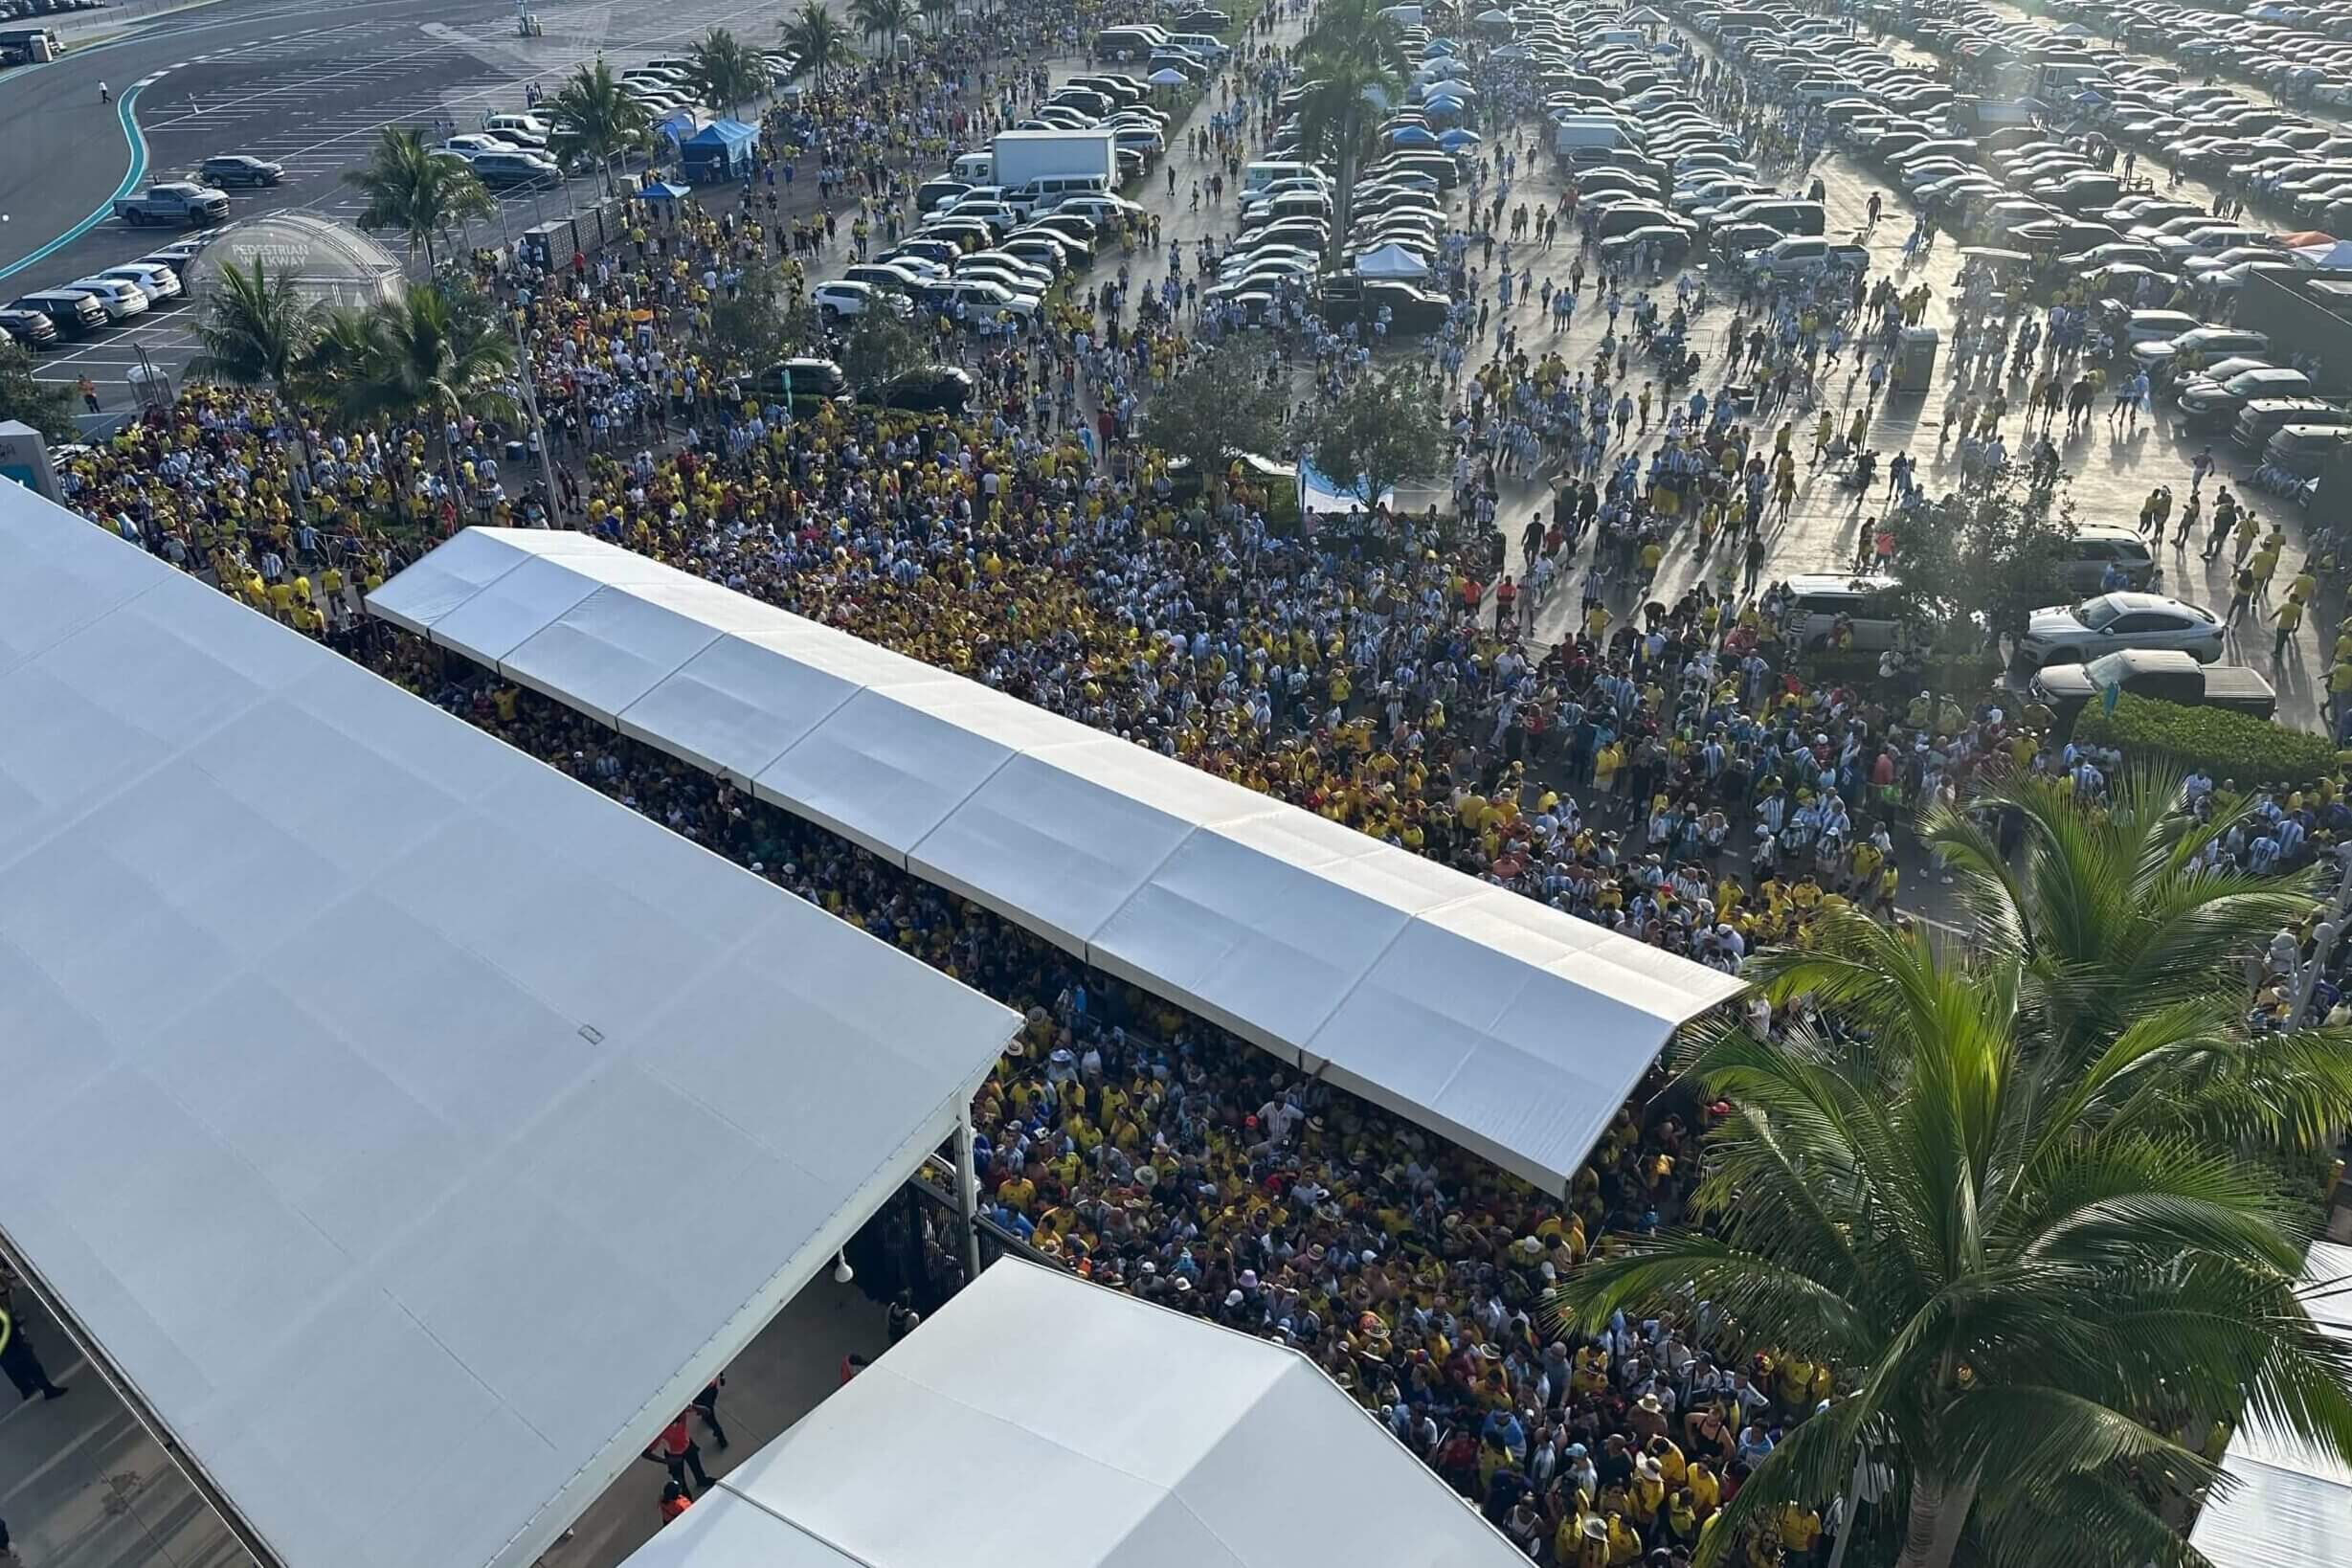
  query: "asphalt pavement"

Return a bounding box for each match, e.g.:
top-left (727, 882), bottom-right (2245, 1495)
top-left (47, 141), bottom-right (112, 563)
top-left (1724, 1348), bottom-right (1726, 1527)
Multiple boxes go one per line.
top-left (0, 0), bottom-right (800, 406)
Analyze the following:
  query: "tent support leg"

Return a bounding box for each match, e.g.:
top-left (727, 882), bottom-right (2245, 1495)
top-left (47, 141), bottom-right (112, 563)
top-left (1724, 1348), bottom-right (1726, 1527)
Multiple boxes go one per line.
top-left (954, 1108), bottom-right (982, 1285)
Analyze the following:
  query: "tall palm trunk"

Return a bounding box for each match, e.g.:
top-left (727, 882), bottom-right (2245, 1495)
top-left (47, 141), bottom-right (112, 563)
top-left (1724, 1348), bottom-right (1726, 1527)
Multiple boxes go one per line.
top-left (1893, 1472), bottom-right (1977, 1568)
top-left (1333, 134), bottom-right (1357, 267)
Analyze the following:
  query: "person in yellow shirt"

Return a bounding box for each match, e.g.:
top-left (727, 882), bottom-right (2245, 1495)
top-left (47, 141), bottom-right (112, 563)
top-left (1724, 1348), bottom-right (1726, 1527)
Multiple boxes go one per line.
top-left (1629, 1454), bottom-right (1667, 1528)
top-left (1688, 1460), bottom-right (1721, 1519)
top-left (1781, 1502), bottom-right (1823, 1558)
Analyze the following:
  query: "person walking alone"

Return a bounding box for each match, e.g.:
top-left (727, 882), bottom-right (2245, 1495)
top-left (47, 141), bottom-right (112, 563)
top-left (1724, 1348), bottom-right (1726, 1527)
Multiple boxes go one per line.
top-left (0, 1305), bottom-right (68, 1403)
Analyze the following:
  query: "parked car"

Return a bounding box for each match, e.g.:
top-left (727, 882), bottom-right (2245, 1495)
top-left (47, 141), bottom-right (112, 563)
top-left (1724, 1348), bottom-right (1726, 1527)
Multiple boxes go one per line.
top-left (811, 280), bottom-right (913, 320)
top-left (2177, 365), bottom-right (2315, 425)
top-left (1317, 275), bottom-right (1451, 332)
top-left (0, 306), bottom-right (56, 347)
top-left (1781, 572), bottom-right (1907, 650)
top-left (863, 365), bottom-right (975, 413)
top-left (2054, 526), bottom-right (2157, 594)
top-left (2027, 648), bottom-right (2276, 731)
top-left (198, 153), bottom-right (285, 188)
top-left (2016, 592), bottom-right (2226, 668)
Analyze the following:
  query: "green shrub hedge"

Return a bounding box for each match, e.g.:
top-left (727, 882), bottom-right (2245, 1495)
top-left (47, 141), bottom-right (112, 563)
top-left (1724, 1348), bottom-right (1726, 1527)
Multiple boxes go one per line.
top-left (2073, 692), bottom-right (2339, 785)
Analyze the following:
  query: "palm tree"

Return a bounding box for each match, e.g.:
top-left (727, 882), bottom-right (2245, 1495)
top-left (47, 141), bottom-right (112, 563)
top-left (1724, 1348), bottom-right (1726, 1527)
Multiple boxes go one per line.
top-left (1551, 775), bottom-right (2352, 1568)
top-left (186, 256), bottom-right (325, 478)
top-left (917, 0), bottom-right (955, 36)
top-left (547, 58), bottom-right (652, 193)
top-left (1289, 56), bottom-right (1400, 263)
top-left (1919, 769), bottom-right (2326, 1064)
top-left (1301, 0), bottom-right (1401, 70)
top-left (327, 283), bottom-right (518, 505)
top-left (846, 0), bottom-right (912, 54)
top-left (686, 27), bottom-right (765, 119)
top-left (1550, 914), bottom-right (2352, 1568)
top-left (780, 0), bottom-right (852, 81)
top-left (292, 304), bottom-right (380, 412)
top-left (343, 126), bottom-right (495, 273)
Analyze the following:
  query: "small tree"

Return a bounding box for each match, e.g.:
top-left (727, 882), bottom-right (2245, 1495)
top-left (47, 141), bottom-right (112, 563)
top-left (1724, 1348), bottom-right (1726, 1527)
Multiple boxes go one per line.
top-left (1145, 342), bottom-right (1288, 500)
top-left (836, 307), bottom-right (927, 390)
top-left (1296, 364), bottom-right (1445, 516)
top-left (706, 265), bottom-right (818, 369)
top-left (1881, 470), bottom-right (2080, 654)
top-left (0, 341), bottom-right (77, 441)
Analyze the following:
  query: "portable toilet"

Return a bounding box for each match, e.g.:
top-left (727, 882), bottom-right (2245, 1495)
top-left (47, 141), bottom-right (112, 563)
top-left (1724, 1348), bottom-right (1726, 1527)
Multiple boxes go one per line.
top-left (1893, 325), bottom-right (1938, 395)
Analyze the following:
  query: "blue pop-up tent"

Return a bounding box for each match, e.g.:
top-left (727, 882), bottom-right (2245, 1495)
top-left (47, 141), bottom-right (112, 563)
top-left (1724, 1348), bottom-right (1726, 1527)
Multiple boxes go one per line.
top-left (681, 119), bottom-right (758, 183)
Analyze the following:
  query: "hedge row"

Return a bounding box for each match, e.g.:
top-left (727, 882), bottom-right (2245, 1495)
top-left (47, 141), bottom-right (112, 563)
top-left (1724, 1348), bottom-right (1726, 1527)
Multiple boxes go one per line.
top-left (2073, 692), bottom-right (2340, 786)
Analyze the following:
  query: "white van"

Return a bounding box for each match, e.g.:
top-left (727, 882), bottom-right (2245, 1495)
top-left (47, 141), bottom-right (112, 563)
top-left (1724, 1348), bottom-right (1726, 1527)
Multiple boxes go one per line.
top-left (1163, 31), bottom-right (1229, 59)
top-left (1591, 25), bottom-right (1646, 44)
top-left (1555, 118), bottom-right (1637, 155)
top-left (1243, 159), bottom-right (1326, 192)
top-left (1376, 4), bottom-right (1422, 22)
top-left (1005, 172), bottom-right (1112, 216)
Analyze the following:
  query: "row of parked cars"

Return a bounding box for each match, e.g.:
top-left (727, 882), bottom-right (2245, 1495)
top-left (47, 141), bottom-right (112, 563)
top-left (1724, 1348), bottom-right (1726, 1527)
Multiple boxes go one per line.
top-left (1, 238), bottom-right (201, 350)
top-left (1481, 7), bottom-right (1874, 282)
top-left (1195, 18), bottom-right (1468, 331)
top-left (2039, 0), bottom-right (2352, 112)
top-left (810, 75), bottom-right (1175, 325)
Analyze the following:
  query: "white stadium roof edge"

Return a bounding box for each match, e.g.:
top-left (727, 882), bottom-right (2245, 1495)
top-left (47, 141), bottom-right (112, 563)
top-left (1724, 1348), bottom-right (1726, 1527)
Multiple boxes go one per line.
top-left (616, 1257), bottom-right (1532, 1568)
top-left (0, 489), bottom-right (1019, 1568)
top-left (371, 526), bottom-right (1748, 1193)
top-left (2188, 1239), bottom-right (2352, 1568)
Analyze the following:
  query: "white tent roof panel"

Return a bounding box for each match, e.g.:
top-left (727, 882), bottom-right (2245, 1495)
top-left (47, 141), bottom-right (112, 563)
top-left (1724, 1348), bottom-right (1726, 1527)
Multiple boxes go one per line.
top-left (496, 580), bottom-right (729, 726)
top-left (907, 740), bottom-right (1279, 954)
top-left (615, 1261), bottom-right (1527, 1568)
top-left (750, 681), bottom-right (1018, 859)
top-left (2189, 1240), bottom-right (2352, 1568)
top-left (361, 526), bottom-right (593, 638)
top-left (373, 529), bottom-right (1746, 1190)
top-left (1086, 826), bottom-right (1417, 1053)
top-left (613, 633), bottom-right (864, 780)
top-left (0, 497), bottom-right (1018, 1568)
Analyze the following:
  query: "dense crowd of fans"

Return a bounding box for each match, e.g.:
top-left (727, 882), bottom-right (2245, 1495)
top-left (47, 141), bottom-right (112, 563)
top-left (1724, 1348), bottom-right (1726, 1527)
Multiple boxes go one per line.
top-left (40, 3), bottom-right (2352, 1562)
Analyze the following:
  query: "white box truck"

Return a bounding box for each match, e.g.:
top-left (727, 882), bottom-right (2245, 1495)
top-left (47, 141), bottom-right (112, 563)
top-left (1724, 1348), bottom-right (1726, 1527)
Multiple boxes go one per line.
top-left (991, 128), bottom-right (1120, 188)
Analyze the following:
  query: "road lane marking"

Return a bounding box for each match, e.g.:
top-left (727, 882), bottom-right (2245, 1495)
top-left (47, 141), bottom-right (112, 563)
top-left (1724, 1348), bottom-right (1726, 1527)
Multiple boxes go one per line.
top-left (0, 77), bottom-right (154, 285)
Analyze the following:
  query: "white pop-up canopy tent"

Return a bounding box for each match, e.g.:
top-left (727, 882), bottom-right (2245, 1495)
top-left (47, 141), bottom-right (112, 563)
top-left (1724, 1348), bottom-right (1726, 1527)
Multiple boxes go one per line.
top-left (372, 530), bottom-right (1745, 1192)
top-left (1356, 241), bottom-right (1434, 279)
top-left (616, 1259), bottom-right (1530, 1568)
top-left (2186, 1240), bottom-right (2352, 1568)
top-left (0, 491), bottom-right (1019, 1568)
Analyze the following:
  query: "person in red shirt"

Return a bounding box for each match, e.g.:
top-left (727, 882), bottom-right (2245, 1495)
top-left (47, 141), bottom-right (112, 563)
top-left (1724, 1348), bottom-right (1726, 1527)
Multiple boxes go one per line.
top-left (660, 1482), bottom-right (692, 1524)
top-left (647, 1413), bottom-right (714, 1495)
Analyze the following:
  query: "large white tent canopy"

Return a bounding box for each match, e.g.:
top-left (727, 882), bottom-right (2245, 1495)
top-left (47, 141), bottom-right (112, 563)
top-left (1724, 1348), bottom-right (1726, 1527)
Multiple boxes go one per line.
top-left (616, 1259), bottom-right (1529, 1568)
top-left (0, 492), bottom-right (1018, 1568)
top-left (372, 529), bottom-right (1745, 1191)
top-left (2188, 1240), bottom-right (2352, 1568)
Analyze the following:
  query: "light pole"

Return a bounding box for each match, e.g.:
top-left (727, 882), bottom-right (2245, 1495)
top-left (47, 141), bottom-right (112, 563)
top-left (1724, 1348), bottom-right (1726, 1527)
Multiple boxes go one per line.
top-left (507, 306), bottom-right (561, 524)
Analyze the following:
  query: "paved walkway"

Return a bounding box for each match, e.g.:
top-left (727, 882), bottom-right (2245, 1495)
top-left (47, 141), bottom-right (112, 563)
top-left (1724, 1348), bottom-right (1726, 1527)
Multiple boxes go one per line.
top-left (0, 1274), bottom-right (887, 1568)
top-left (0, 1297), bottom-right (245, 1568)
